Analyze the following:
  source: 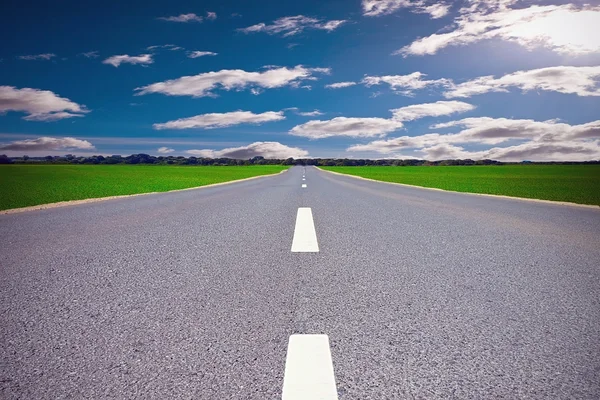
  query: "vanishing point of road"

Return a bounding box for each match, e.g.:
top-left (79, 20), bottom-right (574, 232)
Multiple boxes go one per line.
top-left (1, 166), bottom-right (599, 399)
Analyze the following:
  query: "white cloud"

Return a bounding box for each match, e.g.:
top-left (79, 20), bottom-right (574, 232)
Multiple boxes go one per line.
top-left (348, 116), bottom-right (600, 161)
top-left (481, 141), bottom-right (600, 162)
top-left (80, 51), bottom-right (99, 58)
top-left (398, 3), bottom-right (600, 56)
top-left (102, 54), bottom-right (153, 67)
top-left (415, 141), bottom-right (600, 162)
top-left (24, 112), bottom-right (85, 122)
top-left (429, 117), bottom-right (600, 143)
top-left (135, 65), bottom-right (330, 98)
top-left (153, 110), bottom-right (285, 130)
top-left (391, 100), bottom-right (475, 121)
top-left (290, 117), bottom-right (404, 139)
top-left (362, 0), bottom-right (450, 19)
top-left (158, 13), bottom-right (204, 22)
top-left (147, 44), bottom-right (184, 51)
top-left (289, 100), bottom-right (474, 139)
top-left (238, 15), bottom-right (347, 37)
top-left (348, 133), bottom-right (448, 153)
top-left (445, 65), bottom-right (600, 98)
top-left (298, 110), bottom-right (324, 116)
top-left (18, 53), bottom-right (56, 61)
top-left (0, 86), bottom-right (89, 121)
top-left (325, 81), bottom-right (357, 89)
top-left (186, 141), bottom-right (308, 159)
top-left (422, 3), bottom-right (451, 19)
top-left (362, 72), bottom-right (451, 95)
top-left (187, 51), bottom-right (218, 58)
top-left (157, 147), bottom-right (174, 154)
top-left (0, 137), bottom-right (94, 151)
top-left (206, 12), bottom-right (217, 20)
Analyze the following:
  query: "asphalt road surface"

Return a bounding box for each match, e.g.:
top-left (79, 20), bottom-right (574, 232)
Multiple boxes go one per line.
top-left (1, 166), bottom-right (599, 399)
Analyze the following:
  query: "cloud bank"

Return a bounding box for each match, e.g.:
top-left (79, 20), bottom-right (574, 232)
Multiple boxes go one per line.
top-left (348, 116), bottom-right (600, 161)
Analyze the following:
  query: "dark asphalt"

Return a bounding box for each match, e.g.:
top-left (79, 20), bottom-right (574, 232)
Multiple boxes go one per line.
top-left (1, 165), bottom-right (599, 399)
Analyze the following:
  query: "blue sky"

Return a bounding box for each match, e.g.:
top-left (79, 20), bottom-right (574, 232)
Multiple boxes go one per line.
top-left (1, 0), bottom-right (599, 160)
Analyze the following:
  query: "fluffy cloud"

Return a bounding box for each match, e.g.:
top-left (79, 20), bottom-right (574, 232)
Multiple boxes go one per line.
top-left (362, 72), bottom-right (451, 95)
top-left (362, 0), bottom-right (450, 19)
top-left (206, 12), bottom-right (217, 20)
top-left (186, 141), bottom-right (308, 159)
top-left (158, 13), bottom-right (204, 22)
top-left (391, 101), bottom-right (475, 121)
top-left (290, 117), bottom-right (404, 139)
top-left (445, 66), bottom-right (600, 98)
top-left (135, 65), bottom-right (330, 98)
top-left (289, 100), bottom-right (474, 139)
top-left (102, 54), bottom-right (153, 67)
top-left (0, 137), bottom-right (94, 151)
top-left (325, 81), bottom-right (357, 89)
top-left (430, 117), bottom-right (600, 143)
top-left (238, 15), bottom-right (347, 37)
top-left (18, 53), bottom-right (56, 61)
top-left (414, 141), bottom-right (600, 162)
top-left (348, 133), bottom-right (450, 153)
top-left (348, 116), bottom-right (600, 161)
top-left (398, 3), bottom-right (600, 56)
top-left (157, 147), bottom-right (174, 154)
top-left (0, 86), bottom-right (89, 121)
top-left (187, 51), bottom-right (218, 58)
top-left (153, 110), bottom-right (285, 130)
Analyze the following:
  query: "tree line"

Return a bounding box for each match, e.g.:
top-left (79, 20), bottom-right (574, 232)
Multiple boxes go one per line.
top-left (1, 154), bottom-right (598, 166)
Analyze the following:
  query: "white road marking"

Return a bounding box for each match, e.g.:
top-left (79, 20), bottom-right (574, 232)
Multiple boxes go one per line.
top-left (291, 208), bottom-right (319, 252)
top-left (302, 177), bottom-right (306, 180)
top-left (282, 334), bottom-right (338, 400)
top-left (302, 184), bottom-right (307, 188)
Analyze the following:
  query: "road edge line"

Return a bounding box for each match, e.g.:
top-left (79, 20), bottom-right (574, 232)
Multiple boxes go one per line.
top-left (316, 166), bottom-right (600, 209)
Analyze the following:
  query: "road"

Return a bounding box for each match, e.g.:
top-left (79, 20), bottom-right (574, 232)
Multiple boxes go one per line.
top-left (1, 165), bottom-right (599, 399)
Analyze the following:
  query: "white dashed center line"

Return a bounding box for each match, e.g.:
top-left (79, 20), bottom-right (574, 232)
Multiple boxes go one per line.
top-left (291, 207), bottom-right (319, 252)
top-left (282, 334), bottom-right (338, 400)
top-left (302, 184), bottom-right (307, 188)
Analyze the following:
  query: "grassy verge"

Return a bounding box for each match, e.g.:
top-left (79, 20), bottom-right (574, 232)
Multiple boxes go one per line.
top-left (0, 165), bottom-right (288, 211)
top-left (321, 165), bottom-right (600, 206)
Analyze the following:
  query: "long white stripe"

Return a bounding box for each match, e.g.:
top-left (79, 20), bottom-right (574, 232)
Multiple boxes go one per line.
top-left (282, 334), bottom-right (338, 400)
top-left (291, 208), bottom-right (319, 252)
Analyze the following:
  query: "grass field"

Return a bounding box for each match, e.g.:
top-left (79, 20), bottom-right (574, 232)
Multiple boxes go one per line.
top-left (0, 165), bottom-right (288, 211)
top-left (321, 165), bottom-right (600, 206)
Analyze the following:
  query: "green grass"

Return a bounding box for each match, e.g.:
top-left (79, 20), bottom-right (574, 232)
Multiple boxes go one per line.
top-left (0, 164), bottom-right (288, 211)
top-left (321, 165), bottom-right (600, 206)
